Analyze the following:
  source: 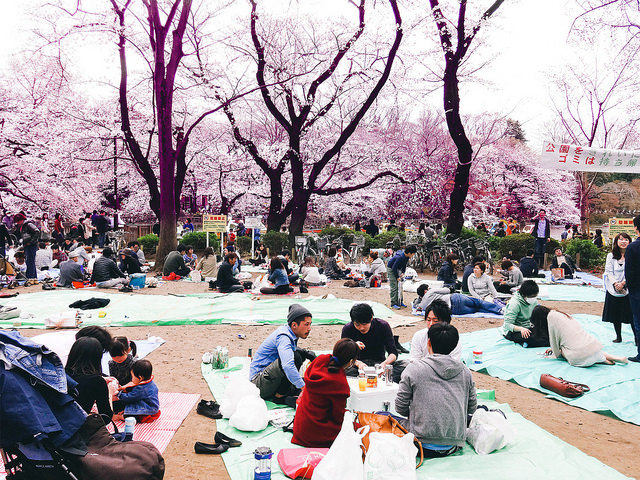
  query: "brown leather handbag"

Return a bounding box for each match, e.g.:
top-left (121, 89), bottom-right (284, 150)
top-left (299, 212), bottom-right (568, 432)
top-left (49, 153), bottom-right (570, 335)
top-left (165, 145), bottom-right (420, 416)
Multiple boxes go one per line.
top-left (354, 412), bottom-right (424, 468)
top-left (540, 373), bottom-right (590, 398)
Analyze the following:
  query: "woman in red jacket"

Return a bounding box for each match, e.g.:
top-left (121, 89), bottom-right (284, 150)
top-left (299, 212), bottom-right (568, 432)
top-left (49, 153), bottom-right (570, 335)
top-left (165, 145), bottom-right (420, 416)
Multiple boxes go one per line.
top-left (292, 338), bottom-right (359, 447)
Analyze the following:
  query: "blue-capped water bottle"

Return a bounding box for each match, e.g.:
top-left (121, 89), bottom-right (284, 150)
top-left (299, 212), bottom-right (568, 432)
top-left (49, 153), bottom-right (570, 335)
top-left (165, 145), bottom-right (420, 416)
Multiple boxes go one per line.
top-left (124, 417), bottom-right (136, 442)
top-left (254, 447), bottom-right (273, 480)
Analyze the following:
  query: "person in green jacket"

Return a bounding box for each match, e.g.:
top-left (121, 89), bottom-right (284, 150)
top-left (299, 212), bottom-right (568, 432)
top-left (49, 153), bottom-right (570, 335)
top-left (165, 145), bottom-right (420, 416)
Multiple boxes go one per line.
top-left (502, 280), bottom-right (548, 347)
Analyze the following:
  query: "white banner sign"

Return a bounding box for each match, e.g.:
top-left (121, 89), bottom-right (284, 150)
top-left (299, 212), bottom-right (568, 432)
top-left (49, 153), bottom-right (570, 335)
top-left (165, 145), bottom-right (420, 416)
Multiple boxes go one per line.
top-left (244, 216), bottom-right (262, 229)
top-left (540, 140), bottom-right (640, 173)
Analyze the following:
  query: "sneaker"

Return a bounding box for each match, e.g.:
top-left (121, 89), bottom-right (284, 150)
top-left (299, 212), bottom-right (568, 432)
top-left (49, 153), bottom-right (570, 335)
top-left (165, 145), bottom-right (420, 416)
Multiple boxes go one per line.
top-left (628, 356), bottom-right (640, 363)
top-left (400, 303), bottom-right (407, 308)
top-left (391, 304), bottom-right (401, 310)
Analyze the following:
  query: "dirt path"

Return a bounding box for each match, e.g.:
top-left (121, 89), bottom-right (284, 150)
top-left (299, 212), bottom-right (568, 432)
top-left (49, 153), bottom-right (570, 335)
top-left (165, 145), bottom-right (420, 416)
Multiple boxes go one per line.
top-left (18, 273), bottom-right (639, 479)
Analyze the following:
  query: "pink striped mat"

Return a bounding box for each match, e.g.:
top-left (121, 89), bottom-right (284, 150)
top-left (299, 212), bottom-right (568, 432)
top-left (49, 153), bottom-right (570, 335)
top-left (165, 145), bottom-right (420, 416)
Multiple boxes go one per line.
top-left (0, 392), bottom-right (199, 478)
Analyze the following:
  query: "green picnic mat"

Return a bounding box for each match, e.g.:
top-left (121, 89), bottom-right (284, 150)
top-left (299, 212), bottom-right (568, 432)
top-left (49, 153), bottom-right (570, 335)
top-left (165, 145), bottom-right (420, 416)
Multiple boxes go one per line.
top-left (461, 314), bottom-right (640, 425)
top-left (202, 358), bottom-right (630, 480)
top-left (0, 291), bottom-right (393, 328)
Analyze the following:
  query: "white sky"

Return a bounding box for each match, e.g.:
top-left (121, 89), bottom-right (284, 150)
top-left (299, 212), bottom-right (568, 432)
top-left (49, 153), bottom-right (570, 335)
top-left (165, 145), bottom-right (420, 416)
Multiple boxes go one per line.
top-left (0, 0), bottom-right (583, 147)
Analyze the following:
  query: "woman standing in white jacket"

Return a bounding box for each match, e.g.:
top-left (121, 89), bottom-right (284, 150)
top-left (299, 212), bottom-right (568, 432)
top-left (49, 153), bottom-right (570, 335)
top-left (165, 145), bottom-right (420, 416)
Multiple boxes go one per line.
top-left (602, 233), bottom-right (633, 343)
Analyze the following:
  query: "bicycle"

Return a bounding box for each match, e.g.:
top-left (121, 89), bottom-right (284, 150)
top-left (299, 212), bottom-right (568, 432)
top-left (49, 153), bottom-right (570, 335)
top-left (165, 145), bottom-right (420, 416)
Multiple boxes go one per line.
top-left (346, 235), bottom-right (366, 265)
top-left (107, 230), bottom-right (126, 253)
top-left (294, 236), bottom-right (317, 264)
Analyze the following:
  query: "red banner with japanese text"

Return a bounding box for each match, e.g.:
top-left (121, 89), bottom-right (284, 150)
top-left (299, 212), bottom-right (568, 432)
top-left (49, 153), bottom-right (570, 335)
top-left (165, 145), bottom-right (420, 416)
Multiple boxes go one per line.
top-left (540, 141), bottom-right (640, 173)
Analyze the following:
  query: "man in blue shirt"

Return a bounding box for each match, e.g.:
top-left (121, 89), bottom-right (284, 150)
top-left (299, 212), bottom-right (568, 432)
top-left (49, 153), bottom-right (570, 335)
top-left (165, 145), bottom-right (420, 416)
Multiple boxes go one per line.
top-left (250, 304), bottom-right (314, 403)
top-left (530, 209), bottom-right (550, 268)
top-left (182, 218), bottom-right (195, 232)
top-left (386, 245), bottom-right (417, 309)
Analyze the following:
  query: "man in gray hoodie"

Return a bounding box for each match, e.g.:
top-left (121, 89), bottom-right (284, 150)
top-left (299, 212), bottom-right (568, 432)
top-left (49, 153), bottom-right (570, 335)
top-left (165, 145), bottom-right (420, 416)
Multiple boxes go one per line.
top-left (395, 323), bottom-right (476, 457)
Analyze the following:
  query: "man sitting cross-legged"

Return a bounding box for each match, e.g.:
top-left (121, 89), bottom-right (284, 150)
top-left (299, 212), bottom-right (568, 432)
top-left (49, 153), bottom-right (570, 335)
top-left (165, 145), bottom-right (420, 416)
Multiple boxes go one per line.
top-left (250, 304), bottom-right (316, 405)
top-left (341, 303), bottom-right (398, 376)
top-left (396, 323), bottom-right (477, 458)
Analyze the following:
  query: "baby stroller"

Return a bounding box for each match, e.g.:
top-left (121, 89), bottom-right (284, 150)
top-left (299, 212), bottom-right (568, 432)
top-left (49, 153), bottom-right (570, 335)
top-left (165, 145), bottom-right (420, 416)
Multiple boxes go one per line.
top-left (0, 330), bottom-right (165, 480)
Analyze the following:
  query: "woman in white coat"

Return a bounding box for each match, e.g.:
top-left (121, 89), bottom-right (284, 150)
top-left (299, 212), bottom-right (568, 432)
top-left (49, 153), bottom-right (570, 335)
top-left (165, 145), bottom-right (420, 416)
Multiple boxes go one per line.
top-left (534, 306), bottom-right (627, 367)
top-left (602, 233), bottom-right (633, 343)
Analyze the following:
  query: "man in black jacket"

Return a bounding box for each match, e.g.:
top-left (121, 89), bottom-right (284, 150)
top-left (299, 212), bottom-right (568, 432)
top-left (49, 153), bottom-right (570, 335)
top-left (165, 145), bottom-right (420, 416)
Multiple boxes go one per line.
top-left (519, 249), bottom-right (545, 278)
top-left (217, 252), bottom-right (244, 293)
top-left (625, 216), bottom-right (640, 362)
top-left (90, 247), bottom-right (127, 288)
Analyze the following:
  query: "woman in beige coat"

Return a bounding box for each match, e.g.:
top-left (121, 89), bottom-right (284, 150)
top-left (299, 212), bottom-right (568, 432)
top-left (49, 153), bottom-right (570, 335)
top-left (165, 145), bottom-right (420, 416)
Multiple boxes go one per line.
top-left (196, 247), bottom-right (218, 281)
top-left (535, 307), bottom-right (627, 367)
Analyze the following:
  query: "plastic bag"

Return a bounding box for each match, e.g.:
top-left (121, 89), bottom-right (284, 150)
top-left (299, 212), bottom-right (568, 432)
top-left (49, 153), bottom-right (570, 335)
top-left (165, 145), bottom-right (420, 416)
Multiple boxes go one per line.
top-left (363, 432), bottom-right (417, 480)
top-left (311, 415), bottom-right (366, 480)
top-left (219, 377), bottom-right (260, 418)
top-left (277, 448), bottom-right (329, 479)
top-left (228, 395), bottom-right (269, 431)
top-left (466, 408), bottom-right (516, 455)
top-left (189, 270), bottom-right (202, 283)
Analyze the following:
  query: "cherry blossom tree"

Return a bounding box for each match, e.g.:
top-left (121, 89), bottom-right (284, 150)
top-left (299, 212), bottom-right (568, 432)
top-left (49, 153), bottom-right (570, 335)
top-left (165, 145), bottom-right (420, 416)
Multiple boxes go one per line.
top-left (221, 0), bottom-right (405, 240)
top-left (427, 0), bottom-right (506, 235)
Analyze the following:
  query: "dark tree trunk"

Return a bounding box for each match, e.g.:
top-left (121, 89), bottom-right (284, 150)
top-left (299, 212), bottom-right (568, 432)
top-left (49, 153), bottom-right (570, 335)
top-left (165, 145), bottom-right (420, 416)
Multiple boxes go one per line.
top-left (429, 0), bottom-right (505, 237)
top-left (443, 64), bottom-right (473, 236)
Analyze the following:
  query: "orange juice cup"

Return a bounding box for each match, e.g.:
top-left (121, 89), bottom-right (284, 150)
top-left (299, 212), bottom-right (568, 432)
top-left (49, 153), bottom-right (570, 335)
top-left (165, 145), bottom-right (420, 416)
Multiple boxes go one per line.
top-left (358, 377), bottom-right (367, 391)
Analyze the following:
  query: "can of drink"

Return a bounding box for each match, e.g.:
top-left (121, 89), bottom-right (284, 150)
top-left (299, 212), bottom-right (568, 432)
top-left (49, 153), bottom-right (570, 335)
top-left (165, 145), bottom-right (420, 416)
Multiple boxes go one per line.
top-left (473, 350), bottom-right (483, 364)
top-left (385, 364), bottom-right (393, 385)
top-left (238, 334), bottom-right (246, 339)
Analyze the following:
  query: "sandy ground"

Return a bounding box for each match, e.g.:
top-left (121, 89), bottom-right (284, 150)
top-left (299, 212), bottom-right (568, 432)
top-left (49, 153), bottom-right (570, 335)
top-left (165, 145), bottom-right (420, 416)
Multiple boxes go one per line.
top-left (17, 271), bottom-right (640, 480)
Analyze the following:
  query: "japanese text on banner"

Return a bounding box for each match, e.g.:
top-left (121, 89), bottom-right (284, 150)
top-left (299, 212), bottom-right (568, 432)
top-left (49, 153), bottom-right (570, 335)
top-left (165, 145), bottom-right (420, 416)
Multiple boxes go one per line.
top-left (540, 141), bottom-right (640, 173)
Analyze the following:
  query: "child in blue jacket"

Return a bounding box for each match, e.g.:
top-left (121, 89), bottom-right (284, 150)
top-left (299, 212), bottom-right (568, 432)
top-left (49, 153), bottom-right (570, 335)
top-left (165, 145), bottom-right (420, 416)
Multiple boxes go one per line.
top-left (113, 359), bottom-right (160, 422)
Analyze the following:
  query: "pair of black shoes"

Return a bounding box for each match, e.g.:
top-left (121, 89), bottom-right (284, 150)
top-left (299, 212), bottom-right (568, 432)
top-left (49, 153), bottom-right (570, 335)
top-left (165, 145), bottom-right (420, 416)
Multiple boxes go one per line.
top-left (194, 432), bottom-right (242, 454)
top-left (197, 399), bottom-right (222, 419)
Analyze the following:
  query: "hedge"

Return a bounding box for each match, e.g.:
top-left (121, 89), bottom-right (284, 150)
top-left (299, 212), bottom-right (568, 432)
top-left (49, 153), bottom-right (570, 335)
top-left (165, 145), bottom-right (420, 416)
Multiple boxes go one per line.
top-left (137, 234), bottom-right (159, 254)
top-left (180, 231), bottom-right (220, 251)
top-left (496, 233), bottom-right (560, 260)
top-left (235, 235), bottom-right (253, 255)
top-left (262, 231), bottom-right (289, 255)
top-left (563, 238), bottom-right (607, 268)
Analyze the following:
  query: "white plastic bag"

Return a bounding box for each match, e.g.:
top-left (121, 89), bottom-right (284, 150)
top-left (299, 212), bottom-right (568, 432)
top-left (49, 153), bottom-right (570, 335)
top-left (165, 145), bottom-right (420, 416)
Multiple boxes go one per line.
top-left (189, 270), bottom-right (202, 283)
top-left (466, 408), bottom-right (516, 455)
top-left (311, 414), bottom-right (366, 480)
top-left (228, 395), bottom-right (269, 431)
top-left (363, 432), bottom-right (417, 480)
top-left (219, 377), bottom-right (260, 418)
top-left (43, 311), bottom-right (77, 328)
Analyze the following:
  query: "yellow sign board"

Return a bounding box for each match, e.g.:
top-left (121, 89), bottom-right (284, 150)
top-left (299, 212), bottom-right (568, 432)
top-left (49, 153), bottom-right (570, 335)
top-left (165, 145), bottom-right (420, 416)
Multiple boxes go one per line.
top-left (608, 218), bottom-right (636, 239)
top-left (203, 214), bottom-right (227, 233)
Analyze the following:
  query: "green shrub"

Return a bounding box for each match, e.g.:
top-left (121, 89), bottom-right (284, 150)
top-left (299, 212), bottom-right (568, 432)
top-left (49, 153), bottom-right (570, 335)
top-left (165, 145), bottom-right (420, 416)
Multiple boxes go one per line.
top-left (563, 238), bottom-right (607, 268)
top-left (262, 230), bottom-right (289, 255)
top-left (353, 231), bottom-right (375, 255)
top-left (236, 235), bottom-right (253, 255)
top-left (441, 227), bottom-right (485, 240)
top-left (318, 226), bottom-right (352, 240)
top-left (372, 230), bottom-right (406, 249)
top-left (137, 234), bottom-right (159, 254)
top-left (180, 231), bottom-right (220, 251)
top-left (497, 233), bottom-right (560, 260)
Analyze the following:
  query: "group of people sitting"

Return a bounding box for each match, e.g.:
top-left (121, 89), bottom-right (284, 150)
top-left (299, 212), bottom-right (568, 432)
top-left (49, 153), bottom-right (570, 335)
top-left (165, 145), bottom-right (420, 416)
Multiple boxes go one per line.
top-left (64, 326), bottom-right (160, 424)
top-left (249, 301), bottom-right (474, 457)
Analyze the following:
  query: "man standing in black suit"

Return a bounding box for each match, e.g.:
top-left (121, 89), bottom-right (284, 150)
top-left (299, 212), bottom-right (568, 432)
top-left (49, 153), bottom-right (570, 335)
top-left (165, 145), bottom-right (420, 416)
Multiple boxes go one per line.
top-left (625, 215), bottom-right (640, 362)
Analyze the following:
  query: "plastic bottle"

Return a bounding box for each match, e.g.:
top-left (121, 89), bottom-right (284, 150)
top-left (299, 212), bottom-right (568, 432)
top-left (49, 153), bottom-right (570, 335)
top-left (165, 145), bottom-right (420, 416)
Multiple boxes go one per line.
top-left (124, 417), bottom-right (136, 441)
top-left (254, 447), bottom-right (273, 480)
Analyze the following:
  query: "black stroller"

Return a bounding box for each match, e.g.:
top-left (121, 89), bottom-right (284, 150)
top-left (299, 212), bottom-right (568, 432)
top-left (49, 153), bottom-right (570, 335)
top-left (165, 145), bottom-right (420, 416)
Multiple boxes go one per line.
top-left (0, 330), bottom-right (165, 479)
